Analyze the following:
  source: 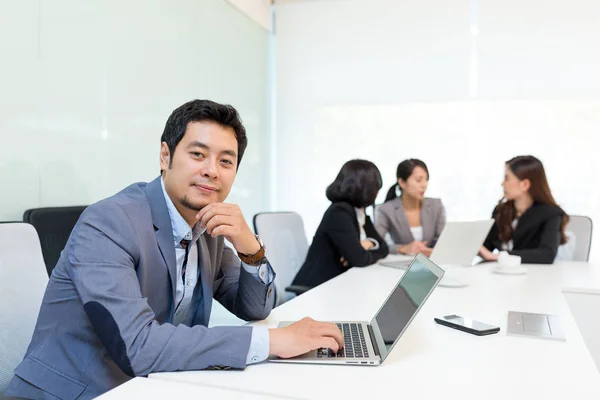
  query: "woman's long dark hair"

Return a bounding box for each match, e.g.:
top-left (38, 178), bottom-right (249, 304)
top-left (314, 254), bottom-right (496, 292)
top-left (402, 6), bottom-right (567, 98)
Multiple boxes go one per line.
top-left (326, 159), bottom-right (382, 208)
top-left (384, 159), bottom-right (429, 202)
top-left (496, 155), bottom-right (568, 244)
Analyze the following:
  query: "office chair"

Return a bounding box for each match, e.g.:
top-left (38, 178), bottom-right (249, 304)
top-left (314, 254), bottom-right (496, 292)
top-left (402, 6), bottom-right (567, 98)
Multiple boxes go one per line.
top-left (253, 212), bottom-right (311, 304)
top-left (0, 223), bottom-right (48, 395)
top-left (23, 206), bottom-right (87, 276)
top-left (565, 215), bottom-right (593, 261)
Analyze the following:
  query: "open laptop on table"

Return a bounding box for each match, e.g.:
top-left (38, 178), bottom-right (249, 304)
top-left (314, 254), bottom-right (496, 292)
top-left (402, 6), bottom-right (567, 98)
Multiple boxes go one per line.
top-left (270, 253), bottom-right (444, 366)
top-left (378, 219), bottom-right (494, 269)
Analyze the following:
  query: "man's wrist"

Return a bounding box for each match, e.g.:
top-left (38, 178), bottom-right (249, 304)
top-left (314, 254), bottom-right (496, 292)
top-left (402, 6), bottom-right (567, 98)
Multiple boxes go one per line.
top-left (245, 240), bottom-right (262, 256)
top-left (237, 233), bottom-right (261, 256)
top-left (268, 328), bottom-right (279, 356)
top-left (238, 234), bottom-right (266, 266)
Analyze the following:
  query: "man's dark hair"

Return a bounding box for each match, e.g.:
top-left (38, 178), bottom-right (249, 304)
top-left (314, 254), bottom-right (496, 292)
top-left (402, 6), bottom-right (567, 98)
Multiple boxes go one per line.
top-left (326, 159), bottom-right (383, 208)
top-left (160, 100), bottom-right (247, 173)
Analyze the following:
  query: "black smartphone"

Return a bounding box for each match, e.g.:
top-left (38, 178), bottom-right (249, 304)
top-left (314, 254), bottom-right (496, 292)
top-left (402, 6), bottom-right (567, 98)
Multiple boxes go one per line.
top-left (434, 314), bottom-right (500, 336)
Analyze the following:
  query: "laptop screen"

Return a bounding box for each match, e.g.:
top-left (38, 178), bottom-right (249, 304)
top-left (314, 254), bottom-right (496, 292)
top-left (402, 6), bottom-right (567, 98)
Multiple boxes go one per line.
top-left (370, 254), bottom-right (443, 360)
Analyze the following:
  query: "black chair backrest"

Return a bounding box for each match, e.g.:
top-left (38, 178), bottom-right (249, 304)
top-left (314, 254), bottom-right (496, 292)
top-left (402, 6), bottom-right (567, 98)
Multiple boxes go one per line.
top-left (23, 206), bottom-right (88, 276)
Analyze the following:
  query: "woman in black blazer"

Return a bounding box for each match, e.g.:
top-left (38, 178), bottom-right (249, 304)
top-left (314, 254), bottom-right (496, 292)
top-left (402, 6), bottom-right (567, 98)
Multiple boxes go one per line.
top-left (292, 160), bottom-right (389, 289)
top-left (480, 155), bottom-right (569, 264)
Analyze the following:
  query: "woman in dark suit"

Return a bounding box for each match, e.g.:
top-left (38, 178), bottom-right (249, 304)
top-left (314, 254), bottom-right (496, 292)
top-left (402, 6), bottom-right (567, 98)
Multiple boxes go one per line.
top-left (292, 160), bottom-right (389, 289)
top-left (480, 155), bottom-right (569, 264)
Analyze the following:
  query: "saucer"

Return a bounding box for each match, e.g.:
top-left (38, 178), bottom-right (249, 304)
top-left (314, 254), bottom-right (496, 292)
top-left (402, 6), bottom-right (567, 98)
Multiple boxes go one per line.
top-left (438, 275), bottom-right (469, 288)
top-left (491, 265), bottom-right (527, 275)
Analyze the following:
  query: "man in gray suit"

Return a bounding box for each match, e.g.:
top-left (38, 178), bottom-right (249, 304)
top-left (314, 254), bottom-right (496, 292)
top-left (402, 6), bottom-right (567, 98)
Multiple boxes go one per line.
top-left (6, 100), bottom-right (343, 399)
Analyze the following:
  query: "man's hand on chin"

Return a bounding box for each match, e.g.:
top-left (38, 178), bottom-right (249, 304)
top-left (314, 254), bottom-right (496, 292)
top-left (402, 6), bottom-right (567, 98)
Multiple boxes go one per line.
top-left (196, 203), bottom-right (260, 255)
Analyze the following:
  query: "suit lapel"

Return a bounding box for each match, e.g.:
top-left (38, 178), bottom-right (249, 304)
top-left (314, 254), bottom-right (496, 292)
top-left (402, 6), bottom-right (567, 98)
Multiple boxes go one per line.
top-left (420, 199), bottom-right (433, 242)
top-left (394, 199), bottom-right (414, 242)
top-left (512, 217), bottom-right (527, 247)
top-left (512, 204), bottom-right (563, 247)
top-left (145, 177), bottom-right (178, 305)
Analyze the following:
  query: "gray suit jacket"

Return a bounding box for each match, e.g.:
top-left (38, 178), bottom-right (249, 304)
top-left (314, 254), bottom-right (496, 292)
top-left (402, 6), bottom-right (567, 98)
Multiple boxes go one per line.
top-left (374, 197), bottom-right (446, 254)
top-left (5, 177), bottom-right (275, 400)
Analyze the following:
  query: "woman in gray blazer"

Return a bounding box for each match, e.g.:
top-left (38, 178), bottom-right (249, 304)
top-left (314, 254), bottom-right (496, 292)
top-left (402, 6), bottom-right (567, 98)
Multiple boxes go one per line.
top-left (375, 159), bottom-right (446, 256)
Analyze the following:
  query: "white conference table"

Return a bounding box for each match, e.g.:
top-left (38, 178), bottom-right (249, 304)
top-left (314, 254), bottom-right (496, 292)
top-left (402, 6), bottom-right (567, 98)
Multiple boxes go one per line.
top-left (562, 262), bottom-right (600, 295)
top-left (561, 262), bottom-right (600, 372)
top-left (97, 377), bottom-right (287, 399)
top-left (150, 261), bottom-right (600, 399)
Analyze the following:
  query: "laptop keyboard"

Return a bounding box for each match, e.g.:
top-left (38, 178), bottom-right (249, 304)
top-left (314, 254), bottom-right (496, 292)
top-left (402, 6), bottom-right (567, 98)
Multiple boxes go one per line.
top-left (317, 323), bottom-right (370, 358)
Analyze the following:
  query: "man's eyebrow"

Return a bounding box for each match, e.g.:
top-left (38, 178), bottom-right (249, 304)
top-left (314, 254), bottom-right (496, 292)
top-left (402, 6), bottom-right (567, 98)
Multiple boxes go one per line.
top-left (187, 141), bottom-right (237, 158)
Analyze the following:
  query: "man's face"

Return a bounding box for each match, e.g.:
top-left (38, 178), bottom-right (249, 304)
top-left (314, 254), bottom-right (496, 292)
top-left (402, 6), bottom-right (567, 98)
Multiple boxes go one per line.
top-left (161, 121), bottom-right (238, 215)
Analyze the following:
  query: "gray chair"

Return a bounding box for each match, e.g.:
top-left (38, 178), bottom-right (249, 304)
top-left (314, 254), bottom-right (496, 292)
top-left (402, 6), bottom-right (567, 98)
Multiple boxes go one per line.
top-left (0, 223), bottom-right (48, 395)
top-left (23, 206), bottom-right (87, 276)
top-left (253, 212), bottom-right (311, 304)
top-left (566, 215), bottom-right (593, 261)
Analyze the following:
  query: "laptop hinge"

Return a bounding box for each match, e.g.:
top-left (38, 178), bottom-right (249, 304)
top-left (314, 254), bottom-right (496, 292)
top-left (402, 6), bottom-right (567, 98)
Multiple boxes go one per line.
top-left (367, 324), bottom-right (381, 357)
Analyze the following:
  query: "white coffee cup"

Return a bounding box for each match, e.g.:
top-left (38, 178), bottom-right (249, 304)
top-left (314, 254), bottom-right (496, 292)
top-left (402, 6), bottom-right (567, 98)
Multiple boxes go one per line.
top-left (498, 251), bottom-right (522, 268)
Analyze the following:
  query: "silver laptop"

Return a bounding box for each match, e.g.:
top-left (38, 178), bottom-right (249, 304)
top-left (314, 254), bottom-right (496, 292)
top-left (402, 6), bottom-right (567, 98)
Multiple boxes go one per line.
top-left (270, 253), bottom-right (444, 366)
top-left (379, 220), bottom-right (494, 269)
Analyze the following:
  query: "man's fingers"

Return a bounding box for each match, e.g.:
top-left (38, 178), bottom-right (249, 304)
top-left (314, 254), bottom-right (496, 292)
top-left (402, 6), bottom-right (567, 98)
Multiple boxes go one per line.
top-left (196, 203), bottom-right (215, 220)
top-left (199, 205), bottom-right (234, 229)
top-left (204, 215), bottom-right (222, 233)
top-left (198, 206), bottom-right (217, 228)
top-left (318, 337), bottom-right (340, 352)
top-left (210, 224), bottom-right (235, 238)
top-left (196, 203), bottom-right (232, 223)
top-left (317, 323), bottom-right (344, 348)
top-left (205, 215), bottom-right (236, 234)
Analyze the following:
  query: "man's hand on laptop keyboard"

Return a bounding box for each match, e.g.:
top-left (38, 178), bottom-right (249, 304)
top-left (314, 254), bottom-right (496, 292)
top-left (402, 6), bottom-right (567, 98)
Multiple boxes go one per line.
top-left (269, 317), bottom-right (344, 359)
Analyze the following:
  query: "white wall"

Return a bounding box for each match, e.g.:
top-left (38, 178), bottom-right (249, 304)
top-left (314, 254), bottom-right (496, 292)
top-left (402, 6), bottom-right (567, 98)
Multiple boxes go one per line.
top-left (0, 0), bottom-right (271, 224)
top-left (274, 0), bottom-right (600, 261)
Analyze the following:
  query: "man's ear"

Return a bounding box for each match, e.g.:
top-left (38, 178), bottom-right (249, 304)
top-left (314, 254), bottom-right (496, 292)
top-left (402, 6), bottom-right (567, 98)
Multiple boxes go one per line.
top-left (160, 142), bottom-right (170, 172)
